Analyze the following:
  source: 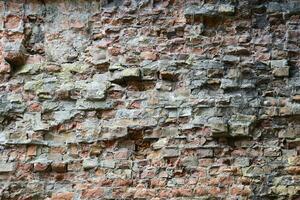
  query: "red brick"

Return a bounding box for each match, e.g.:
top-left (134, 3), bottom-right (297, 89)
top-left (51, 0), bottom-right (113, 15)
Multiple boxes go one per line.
top-left (140, 51), bottom-right (157, 60)
top-left (150, 178), bottom-right (166, 188)
top-left (159, 189), bottom-right (173, 198)
top-left (34, 163), bottom-right (50, 172)
top-left (28, 102), bottom-right (42, 112)
top-left (208, 187), bottom-right (226, 196)
top-left (174, 188), bottom-right (193, 197)
top-left (134, 188), bottom-right (155, 199)
top-left (82, 188), bottom-right (104, 199)
top-left (26, 145), bottom-right (37, 157)
top-left (5, 15), bottom-right (21, 29)
top-left (0, 62), bottom-right (11, 73)
top-left (286, 166), bottom-right (300, 175)
top-left (51, 192), bottom-right (74, 200)
top-left (112, 178), bottom-right (132, 187)
top-left (194, 187), bottom-right (208, 196)
top-left (230, 185), bottom-right (251, 196)
top-left (51, 162), bottom-right (67, 173)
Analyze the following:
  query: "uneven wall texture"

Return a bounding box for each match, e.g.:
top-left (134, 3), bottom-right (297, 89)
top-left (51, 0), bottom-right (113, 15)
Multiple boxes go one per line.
top-left (0, 0), bottom-right (300, 199)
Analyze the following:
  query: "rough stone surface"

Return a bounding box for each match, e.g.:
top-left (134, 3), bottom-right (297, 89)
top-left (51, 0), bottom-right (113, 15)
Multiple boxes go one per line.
top-left (0, 0), bottom-right (299, 199)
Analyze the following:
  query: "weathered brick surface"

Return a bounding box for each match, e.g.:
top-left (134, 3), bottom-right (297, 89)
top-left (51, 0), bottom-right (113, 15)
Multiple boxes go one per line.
top-left (0, 0), bottom-right (300, 199)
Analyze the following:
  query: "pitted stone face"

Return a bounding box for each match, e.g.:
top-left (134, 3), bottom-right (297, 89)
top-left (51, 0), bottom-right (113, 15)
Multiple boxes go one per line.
top-left (0, 0), bottom-right (299, 199)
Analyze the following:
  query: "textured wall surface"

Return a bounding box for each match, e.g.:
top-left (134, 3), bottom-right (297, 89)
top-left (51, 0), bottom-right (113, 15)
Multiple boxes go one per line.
top-left (0, 0), bottom-right (300, 199)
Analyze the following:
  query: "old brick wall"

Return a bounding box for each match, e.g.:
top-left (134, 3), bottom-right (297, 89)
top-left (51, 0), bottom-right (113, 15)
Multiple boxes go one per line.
top-left (0, 0), bottom-right (299, 199)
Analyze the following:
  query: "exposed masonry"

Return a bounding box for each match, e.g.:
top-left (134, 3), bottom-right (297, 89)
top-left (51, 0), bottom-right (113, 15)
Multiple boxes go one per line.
top-left (0, 0), bottom-right (300, 199)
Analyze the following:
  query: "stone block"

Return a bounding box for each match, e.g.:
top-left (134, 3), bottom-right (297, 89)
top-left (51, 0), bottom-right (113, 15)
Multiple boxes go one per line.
top-left (197, 148), bottom-right (213, 158)
top-left (4, 41), bottom-right (27, 68)
top-left (83, 158), bottom-right (98, 170)
top-left (233, 157), bottom-right (250, 167)
top-left (76, 99), bottom-right (114, 111)
top-left (99, 160), bottom-right (115, 169)
top-left (84, 79), bottom-right (110, 101)
top-left (0, 162), bottom-right (16, 173)
top-left (152, 138), bottom-right (168, 150)
top-left (100, 126), bottom-right (128, 141)
top-left (220, 79), bottom-right (239, 90)
top-left (228, 114), bottom-right (256, 137)
top-left (111, 68), bottom-right (141, 83)
top-left (161, 147), bottom-right (180, 158)
top-left (270, 60), bottom-right (289, 77)
top-left (181, 156), bottom-right (199, 167)
top-left (224, 46), bottom-right (250, 56)
top-left (51, 192), bottom-right (74, 200)
top-left (206, 117), bottom-right (228, 137)
top-left (34, 162), bottom-right (50, 172)
top-left (184, 3), bottom-right (235, 18)
top-left (51, 162), bottom-right (67, 173)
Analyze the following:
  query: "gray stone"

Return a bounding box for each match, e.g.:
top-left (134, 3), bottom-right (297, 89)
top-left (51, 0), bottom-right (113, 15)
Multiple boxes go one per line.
top-left (87, 46), bottom-right (107, 66)
top-left (218, 4), bottom-right (235, 14)
top-left (228, 114), bottom-right (256, 137)
top-left (161, 147), bottom-right (180, 158)
top-left (161, 127), bottom-right (180, 138)
top-left (264, 148), bottom-right (281, 157)
top-left (287, 1), bottom-right (300, 14)
top-left (83, 158), bottom-right (98, 169)
top-left (100, 126), bottom-right (128, 141)
top-left (223, 55), bottom-right (240, 64)
top-left (80, 117), bottom-right (101, 140)
top-left (278, 127), bottom-right (299, 139)
top-left (99, 160), bottom-right (116, 169)
top-left (0, 94), bottom-right (9, 114)
top-left (220, 79), bottom-right (239, 90)
top-left (197, 148), bottom-right (213, 158)
top-left (115, 109), bottom-right (142, 119)
top-left (61, 62), bottom-right (89, 74)
top-left (109, 63), bottom-right (124, 71)
top-left (270, 60), bottom-right (289, 77)
top-left (178, 107), bottom-right (192, 117)
top-left (24, 80), bottom-right (42, 92)
top-left (0, 162), bottom-right (16, 173)
top-left (4, 41), bottom-right (27, 68)
top-left (285, 28), bottom-right (300, 52)
top-left (224, 46), bottom-right (250, 56)
top-left (184, 4), bottom-right (235, 18)
top-left (111, 68), bottom-right (141, 83)
top-left (267, 2), bottom-right (285, 13)
top-left (181, 156), bottom-right (199, 167)
top-left (17, 62), bottom-right (44, 75)
top-left (233, 157), bottom-right (250, 167)
top-left (242, 166), bottom-right (272, 177)
top-left (206, 117), bottom-right (228, 137)
top-left (51, 110), bottom-right (79, 125)
top-left (7, 93), bottom-right (23, 104)
top-left (42, 101), bottom-right (59, 112)
top-left (152, 138), bottom-right (168, 150)
top-left (45, 32), bottom-right (89, 64)
top-left (156, 81), bottom-right (173, 91)
top-left (141, 62), bottom-right (158, 80)
top-left (192, 60), bottom-right (223, 69)
top-left (0, 131), bottom-right (5, 144)
top-left (76, 99), bottom-right (114, 110)
top-left (185, 4), bottom-right (216, 17)
top-left (23, 112), bottom-right (49, 131)
top-left (84, 79), bottom-right (111, 101)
